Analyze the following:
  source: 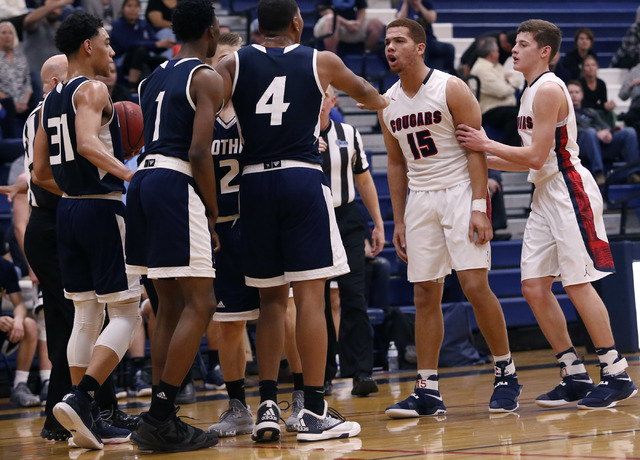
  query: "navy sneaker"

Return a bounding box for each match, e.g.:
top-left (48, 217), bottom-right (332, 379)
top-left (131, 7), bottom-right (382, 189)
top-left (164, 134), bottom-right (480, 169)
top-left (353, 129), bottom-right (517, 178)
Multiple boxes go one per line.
top-left (577, 362), bottom-right (638, 410)
top-left (204, 365), bottom-right (226, 391)
top-left (386, 375), bottom-right (446, 419)
top-left (536, 372), bottom-right (596, 408)
top-left (130, 370), bottom-right (152, 397)
top-left (251, 400), bottom-right (281, 442)
top-left (297, 401), bottom-right (360, 442)
top-left (132, 409), bottom-right (218, 452)
top-left (489, 360), bottom-right (522, 413)
top-left (53, 389), bottom-right (103, 450)
top-left (101, 407), bottom-right (140, 431)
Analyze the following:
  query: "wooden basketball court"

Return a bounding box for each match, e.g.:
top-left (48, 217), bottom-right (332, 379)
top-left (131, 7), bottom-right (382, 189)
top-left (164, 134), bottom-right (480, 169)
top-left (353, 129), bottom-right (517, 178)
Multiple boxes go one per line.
top-left (1, 349), bottom-right (638, 459)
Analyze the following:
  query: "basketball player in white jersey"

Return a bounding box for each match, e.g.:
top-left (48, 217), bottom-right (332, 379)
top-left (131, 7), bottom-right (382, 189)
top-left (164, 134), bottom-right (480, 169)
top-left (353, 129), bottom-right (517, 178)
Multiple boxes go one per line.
top-left (380, 18), bottom-right (521, 417)
top-left (457, 19), bottom-right (637, 409)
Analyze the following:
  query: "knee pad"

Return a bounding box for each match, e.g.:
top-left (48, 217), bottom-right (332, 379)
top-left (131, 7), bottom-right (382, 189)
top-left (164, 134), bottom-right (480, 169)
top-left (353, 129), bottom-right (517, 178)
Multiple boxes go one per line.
top-left (95, 298), bottom-right (141, 361)
top-left (67, 298), bottom-right (105, 367)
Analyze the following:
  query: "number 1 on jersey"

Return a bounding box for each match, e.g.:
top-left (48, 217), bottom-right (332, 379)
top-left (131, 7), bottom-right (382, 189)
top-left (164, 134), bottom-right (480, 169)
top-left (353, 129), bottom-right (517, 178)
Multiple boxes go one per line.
top-left (152, 91), bottom-right (165, 141)
top-left (256, 76), bottom-right (290, 126)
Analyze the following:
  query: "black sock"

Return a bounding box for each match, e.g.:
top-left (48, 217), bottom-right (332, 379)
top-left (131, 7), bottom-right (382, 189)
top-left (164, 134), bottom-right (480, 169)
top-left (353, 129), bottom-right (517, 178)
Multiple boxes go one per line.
top-left (259, 380), bottom-right (278, 403)
top-left (131, 357), bottom-right (145, 373)
top-left (208, 350), bottom-right (220, 368)
top-left (304, 385), bottom-right (325, 416)
top-left (226, 379), bottom-right (246, 406)
top-left (78, 375), bottom-right (100, 401)
top-left (180, 369), bottom-right (193, 389)
top-left (149, 380), bottom-right (180, 421)
top-left (292, 373), bottom-right (304, 392)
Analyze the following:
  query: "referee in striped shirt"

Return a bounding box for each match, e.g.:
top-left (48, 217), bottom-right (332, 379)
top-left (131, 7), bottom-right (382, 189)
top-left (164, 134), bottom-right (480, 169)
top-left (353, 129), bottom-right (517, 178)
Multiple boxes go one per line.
top-left (319, 86), bottom-right (385, 396)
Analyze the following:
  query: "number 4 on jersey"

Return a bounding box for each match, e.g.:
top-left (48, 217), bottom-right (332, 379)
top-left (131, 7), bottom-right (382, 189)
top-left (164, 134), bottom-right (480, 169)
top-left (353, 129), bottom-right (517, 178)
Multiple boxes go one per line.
top-left (256, 76), bottom-right (290, 126)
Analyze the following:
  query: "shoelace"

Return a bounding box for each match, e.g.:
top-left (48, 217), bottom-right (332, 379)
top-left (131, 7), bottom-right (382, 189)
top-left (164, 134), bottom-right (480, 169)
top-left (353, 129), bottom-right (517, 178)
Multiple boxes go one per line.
top-left (218, 405), bottom-right (243, 422)
top-left (326, 406), bottom-right (346, 422)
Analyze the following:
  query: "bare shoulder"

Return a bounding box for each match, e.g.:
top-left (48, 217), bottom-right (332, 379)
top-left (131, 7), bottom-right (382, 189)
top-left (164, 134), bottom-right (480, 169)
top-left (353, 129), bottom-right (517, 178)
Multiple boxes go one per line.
top-left (76, 80), bottom-right (110, 103)
top-left (193, 65), bottom-right (223, 85)
top-left (445, 75), bottom-right (475, 99)
top-left (533, 81), bottom-right (566, 115)
top-left (536, 80), bottom-right (565, 101)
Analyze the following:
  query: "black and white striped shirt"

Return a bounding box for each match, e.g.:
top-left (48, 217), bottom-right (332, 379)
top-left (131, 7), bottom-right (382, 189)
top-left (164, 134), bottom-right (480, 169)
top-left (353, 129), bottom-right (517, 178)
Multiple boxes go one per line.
top-left (320, 120), bottom-right (369, 208)
top-left (23, 101), bottom-right (60, 210)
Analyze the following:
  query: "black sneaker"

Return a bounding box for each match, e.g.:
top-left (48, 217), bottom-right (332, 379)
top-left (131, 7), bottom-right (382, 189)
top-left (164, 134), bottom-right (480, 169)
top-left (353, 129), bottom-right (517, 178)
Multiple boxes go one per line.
top-left (53, 389), bottom-right (103, 450)
top-left (132, 409), bottom-right (218, 452)
top-left (101, 407), bottom-right (141, 431)
top-left (40, 416), bottom-right (71, 441)
top-left (351, 373), bottom-right (379, 397)
top-left (251, 400), bottom-right (281, 442)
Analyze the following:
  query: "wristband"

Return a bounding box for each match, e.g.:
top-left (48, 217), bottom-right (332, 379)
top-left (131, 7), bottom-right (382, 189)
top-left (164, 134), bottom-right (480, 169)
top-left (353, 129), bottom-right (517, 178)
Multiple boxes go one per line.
top-left (472, 199), bottom-right (487, 213)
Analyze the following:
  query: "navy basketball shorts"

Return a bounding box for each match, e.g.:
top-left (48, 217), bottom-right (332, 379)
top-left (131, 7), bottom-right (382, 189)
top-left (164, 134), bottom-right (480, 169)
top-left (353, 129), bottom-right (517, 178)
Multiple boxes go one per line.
top-left (57, 196), bottom-right (140, 303)
top-left (213, 220), bottom-right (260, 321)
top-left (125, 156), bottom-right (216, 279)
top-left (240, 162), bottom-right (349, 288)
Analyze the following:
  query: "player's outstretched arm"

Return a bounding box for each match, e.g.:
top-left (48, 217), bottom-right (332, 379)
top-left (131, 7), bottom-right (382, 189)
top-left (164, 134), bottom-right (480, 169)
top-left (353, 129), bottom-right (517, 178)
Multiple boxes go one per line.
top-left (379, 110), bottom-right (408, 262)
top-left (189, 67), bottom-right (224, 251)
top-left (456, 81), bottom-right (564, 171)
top-left (317, 51), bottom-right (389, 111)
top-left (447, 77), bottom-right (492, 244)
top-left (74, 81), bottom-right (134, 182)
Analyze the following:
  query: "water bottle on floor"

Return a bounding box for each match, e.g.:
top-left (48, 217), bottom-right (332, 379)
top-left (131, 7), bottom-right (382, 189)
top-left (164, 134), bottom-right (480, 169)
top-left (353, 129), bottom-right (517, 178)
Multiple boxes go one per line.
top-left (387, 341), bottom-right (399, 372)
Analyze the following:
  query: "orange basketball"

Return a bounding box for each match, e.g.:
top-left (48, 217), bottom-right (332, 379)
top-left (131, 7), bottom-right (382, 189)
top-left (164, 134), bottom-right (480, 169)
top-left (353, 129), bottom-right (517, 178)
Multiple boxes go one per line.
top-left (114, 101), bottom-right (144, 158)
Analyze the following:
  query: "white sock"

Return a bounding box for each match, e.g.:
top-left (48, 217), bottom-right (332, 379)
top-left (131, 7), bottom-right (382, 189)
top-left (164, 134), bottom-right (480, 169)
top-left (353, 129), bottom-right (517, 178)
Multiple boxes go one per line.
top-left (416, 369), bottom-right (438, 390)
top-left (40, 370), bottom-right (51, 382)
top-left (493, 353), bottom-right (511, 364)
top-left (13, 370), bottom-right (29, 388)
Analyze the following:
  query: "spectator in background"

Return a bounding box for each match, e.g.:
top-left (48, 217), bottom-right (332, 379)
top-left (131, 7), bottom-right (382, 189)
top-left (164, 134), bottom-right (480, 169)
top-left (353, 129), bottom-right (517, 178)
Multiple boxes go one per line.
top-left (249, 18), bottom-right (264, 44)
top-left (110, 0), bottom-right (173, 92)
top-left (314, 0), bottom-right (384, 54)
top-left (460, 29), bottom-right (516, 76)
top-left (145, 0), bottom-right (178, 59)
top-left (549, 50), bottom-right (572, 82)
top-left (618, 61), bottom-right (640, 138)
top-left (611, 6), bottom-right (640, 69)
top-left (95, 61), bottom-right (132, 102)
top-left (0, 255), bottom-right (42, 408)
top-left (395, 0), bottom-right (455, 74)
top-left (0, 0), bottom-right (29, 40)
top-left (580, 54), bottom-right (616, 129)
top-left (569, 80), bottom-right (640, 185)
top-left (82, 0), bottom-right (124, 26)
top-left (470, 36), bottom-right (521, 146)
top-left (23, 0), bottom-right (72, 101)
top-left (0, 21), bottom-right (32, 139)
top-left (562, 27), bottom-right (597, 81)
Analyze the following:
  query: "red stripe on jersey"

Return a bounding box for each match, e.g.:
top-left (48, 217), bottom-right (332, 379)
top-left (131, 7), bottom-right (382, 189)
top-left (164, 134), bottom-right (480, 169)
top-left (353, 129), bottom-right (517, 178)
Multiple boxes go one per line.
top-left (556, 125), bottom-right (615, 271)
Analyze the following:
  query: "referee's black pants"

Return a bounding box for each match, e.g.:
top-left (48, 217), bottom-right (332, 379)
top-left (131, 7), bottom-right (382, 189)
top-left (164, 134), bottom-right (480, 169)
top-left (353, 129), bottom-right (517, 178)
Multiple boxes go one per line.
top-left (325, 202), bottom-right (373, 380)
top-left (24, 207), bottom-right (74, 419)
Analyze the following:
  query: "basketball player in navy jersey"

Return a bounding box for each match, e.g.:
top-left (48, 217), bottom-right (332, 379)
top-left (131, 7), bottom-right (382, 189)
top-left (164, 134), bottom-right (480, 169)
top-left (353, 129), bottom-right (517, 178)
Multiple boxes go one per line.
top-left (205, 32), bottom-right (259, 438)
top-left (32, 12), bottom-right (142, 450)
top-left (457, 19), bottom-right (637, 410)
top-left (216, 0), bottom-right (388, 442)
top-left (124, 0), bottom-right (222, 452)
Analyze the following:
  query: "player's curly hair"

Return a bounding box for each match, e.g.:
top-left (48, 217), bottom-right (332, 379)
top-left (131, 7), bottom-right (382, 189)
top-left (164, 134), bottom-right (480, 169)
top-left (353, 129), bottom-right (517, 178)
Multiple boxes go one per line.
top-left (55, 12), bottom-right (103, 56)
top-left (172, 0), bottom-right (217, 43)
top-left (257, 0), bottom-right (298, 36)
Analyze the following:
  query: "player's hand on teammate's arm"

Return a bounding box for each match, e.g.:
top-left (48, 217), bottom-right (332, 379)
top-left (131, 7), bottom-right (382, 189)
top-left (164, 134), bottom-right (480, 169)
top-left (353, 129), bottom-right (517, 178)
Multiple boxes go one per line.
top-left (469, 211), bottom-right (493, 245)
top-left (455, 124), bottom-right (490, 152)
top-left (357, 94), bottom-right (390, 111)
top-left (392, 222), bottom-right (408, 263)
top-left (369, 225), bottom-right (385, 257)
